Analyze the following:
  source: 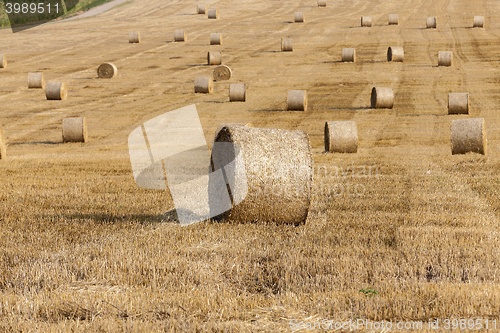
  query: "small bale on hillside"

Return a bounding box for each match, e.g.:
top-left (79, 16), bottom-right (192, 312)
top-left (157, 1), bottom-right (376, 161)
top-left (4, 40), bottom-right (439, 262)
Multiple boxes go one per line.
top-left (0, 126), bottom-right (6, 159)
top-left (174, 30), bottom-right (187, 42)
top-left (361, 16), bottom-right (372, 27)
top-left (197, 4), bottom-right (206, 14)
top-left (28, 73), bottom-right (45, 89)
top-left (287, 90), bottom-right (307, 111)
top-left (45, 82), bottom-right (67, 100)
top-left (0, 54), bottom-right (6, 68)
top-left (324, 121), bottom-right (358, 153)
top-left (229, 83), bottom-right (246, 102)
top-left (63, 117), bottom-right (87, 143)
top-left (207, 51), bottom-right (222, 65)
top-left (194, 77), bottom-right (213, 93)
top-left (210, 33), bottom-right (222, 45)
top-left (438, 51), bottom-right (453, 66)
top-left (387, 46), bottom-right (404, 62)
top-left (426, 17), bottom-right (437, 28)
top-left (371, 87), bottom-right (394, 109)
top-left (129, 31), bottom-right (140, 43)
top-left (342, 48), bottom-right (356, 62)
top-left (294, 12), bottom-right (304, 23)
top-left (213, 65), bottom-right (232, 81)
top-left (451, 118), bottom-right (486, 155)
top-left (209, 125), bottom-right (313, 225)
top-left (317, 0), bottom-right (326, 7)
top-left (388, 14), bottom-right (398, 25)
top-left (97, 63), bottom-right (117, 78)
top-left (281, 38), bottom-right (293, 52)
top-left (208, 9), bottom-right (219, 19)
top-left (473, 16), bottom-right (484, 28)
top-left (448, 93), bottom-right (469, 114)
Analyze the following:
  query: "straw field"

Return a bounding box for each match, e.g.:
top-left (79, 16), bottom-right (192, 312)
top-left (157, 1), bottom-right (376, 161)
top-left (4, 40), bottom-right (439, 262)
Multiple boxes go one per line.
top-left (1, 0), bottom-right (500, 331)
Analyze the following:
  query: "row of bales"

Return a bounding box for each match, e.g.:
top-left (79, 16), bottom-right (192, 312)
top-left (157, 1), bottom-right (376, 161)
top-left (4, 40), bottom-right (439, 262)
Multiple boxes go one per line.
top-left (0, 1), bottom-right (490, 225)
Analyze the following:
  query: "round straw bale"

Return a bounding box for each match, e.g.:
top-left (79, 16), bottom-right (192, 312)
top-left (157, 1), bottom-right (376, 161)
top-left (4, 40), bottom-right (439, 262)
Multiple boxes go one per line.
top-left (388, 14), bottom-right (399, 25)
top-left (324, 121), bottom-right (358, 153)
top-left (0, 54), bottom-right (6, 68)
top-left (473, 16), bottom-right (484, 28)
top-left (341, 48), bottom-right (356, 62)
top-left (438, 51), bottom-right (453, 66)
top-left (209, 125), bottom-right (313, 225)
top-left (317, 0), bottom-right (326, 7)
top-left (62, 117), bottom-right (87, 143)
top-left (287, 90), bottom-right (307, 111)
top-left (213, 65), bottom-right (232, 81)
top-left (194, 77), bottom-right (213, 93)
top-left (361, 16), bottom-right (372, 27)
top-left (97, 63), bottom-right (117, 78)
top-left (210, 33), bottom-right (222, 45)
top-left (129, 31), bottom-right (140, 43)
top-left (451, 118), bottom-right (486, 155)
top-left (229, 83), bottom-right (246, 102)
top-left (281, 38), bottom-right (293, 52)
top-left (387, 46), bottom-right (404, 62)
top-left (28, 73), bottom-right (45, 89)
top-left (0, 126), bottom-right (6, 159)
top-left (207, 51), bottom-right (222, 65)
top-left (174, 30), bottom-right (186, 42)
top-left (371, 87), bottom-right (394, 109)
top-left (294, 12), bottom-right (304, 23)
top-left (197, 4), bottom-right (206, 14)
top-left (208, 9), bottom-right (219, 19)
top-left (45, 82), bottom-right (67, 100)
top-left (426, 17), bottom-right (437, 28)
top-left (448, 93), bottom-right (469, 114)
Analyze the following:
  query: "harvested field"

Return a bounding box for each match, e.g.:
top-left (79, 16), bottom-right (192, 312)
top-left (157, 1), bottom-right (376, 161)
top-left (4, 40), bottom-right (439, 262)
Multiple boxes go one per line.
top-left (1, 0), bottom-right (500, 331)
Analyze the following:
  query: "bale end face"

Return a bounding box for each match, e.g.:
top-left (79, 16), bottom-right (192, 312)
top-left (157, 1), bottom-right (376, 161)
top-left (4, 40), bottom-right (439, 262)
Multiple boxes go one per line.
top-left (0, 54), bottom-right (6, 68)
top-left (229, 83), bottom-right (246, 102)
top-left (28, 73), bottom-right (45, 89)
top-left (324, 121), bottom-right (358, 153)
top-left (287, 90), bottom-right (307, 111)
top-left (451, 118), bottom-right (486, 155)
top-left (387, 46), bottom-right (404, 62)
top-left (473, 16), bottom-right (484, 28)
top-left (62, 117), bottom-right (87, 143)
top-left (213, 65), bottom-right (232, 81)
top-left (194, 77), bottom-right (213, 93)
top-left (371, 87), bottom-right (394, 109)
top-left (361, 16), bottom-right (372, 27)
top-left (294, 12), bottom-right (304, 22)
top-left (46, 82), bottom-right (67, 100)
top-left (129, 31), bottom-right (140, 43)
top-left (97, 63), bottom-right (117, 78)
top-left (341, 48), bottom-right (356, 62)
top-left (448, 93), bottom-right (469, 114)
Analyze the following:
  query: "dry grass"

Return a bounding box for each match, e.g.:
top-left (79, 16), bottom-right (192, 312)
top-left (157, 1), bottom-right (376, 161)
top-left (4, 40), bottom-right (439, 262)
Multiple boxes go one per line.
top-left (1, 0), bottom-right (500, 331)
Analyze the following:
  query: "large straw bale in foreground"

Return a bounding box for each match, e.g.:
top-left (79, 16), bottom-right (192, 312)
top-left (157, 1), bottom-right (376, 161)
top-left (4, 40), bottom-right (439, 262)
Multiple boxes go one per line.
top-left (451, 118), bottom-right (486, 155)
top-left (209, 126), bottom-right (313, 225)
